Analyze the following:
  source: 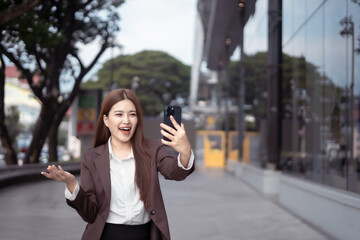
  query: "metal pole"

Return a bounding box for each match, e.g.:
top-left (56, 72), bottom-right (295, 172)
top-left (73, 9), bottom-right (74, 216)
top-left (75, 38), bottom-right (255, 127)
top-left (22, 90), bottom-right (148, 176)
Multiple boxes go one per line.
top-left (349, 19), bottom-right (355, 190)
top-left (340, 16), bottom-right (356, 190)
top-left (291, 78), bottom-right (298, 171)
top-left (109, 43), bottom-right (114, 90)
top-left (238, 25), bottom-right (245, 162)
top-left (224, 38), bottom-right (231, 163)
top-left (267, 0), bottom-right (282, 169)
top-left (350, 19), bottom-right (354, 163)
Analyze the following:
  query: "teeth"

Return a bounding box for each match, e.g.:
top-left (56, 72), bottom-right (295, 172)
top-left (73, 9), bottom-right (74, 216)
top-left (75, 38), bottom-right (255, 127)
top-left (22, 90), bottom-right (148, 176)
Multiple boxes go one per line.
top-left (120, 128), bottom-right (130, 131)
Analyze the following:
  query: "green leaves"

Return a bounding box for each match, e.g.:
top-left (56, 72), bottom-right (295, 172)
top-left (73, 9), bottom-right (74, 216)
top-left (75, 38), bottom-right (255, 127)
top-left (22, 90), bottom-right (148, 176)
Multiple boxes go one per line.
top-left (83, 50), bottom-right (191, 116)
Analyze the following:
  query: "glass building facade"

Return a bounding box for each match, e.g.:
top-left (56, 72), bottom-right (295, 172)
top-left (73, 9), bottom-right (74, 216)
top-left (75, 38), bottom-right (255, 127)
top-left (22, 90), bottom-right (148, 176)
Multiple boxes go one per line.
top-left (244, 0), bottom-right (360, 193)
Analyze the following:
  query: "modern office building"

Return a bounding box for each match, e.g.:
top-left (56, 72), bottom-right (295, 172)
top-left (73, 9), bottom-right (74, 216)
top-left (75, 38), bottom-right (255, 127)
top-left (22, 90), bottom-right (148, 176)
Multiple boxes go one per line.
top-left (281, 0), bottom-right (360, 192)
top-left (193, 0), bottom-right (360, 239)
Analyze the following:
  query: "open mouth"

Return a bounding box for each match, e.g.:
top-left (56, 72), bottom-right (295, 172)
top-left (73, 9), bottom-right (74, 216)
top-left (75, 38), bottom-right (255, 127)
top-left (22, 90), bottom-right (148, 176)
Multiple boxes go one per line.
top-left (120, 127), bottom-right (131, 134)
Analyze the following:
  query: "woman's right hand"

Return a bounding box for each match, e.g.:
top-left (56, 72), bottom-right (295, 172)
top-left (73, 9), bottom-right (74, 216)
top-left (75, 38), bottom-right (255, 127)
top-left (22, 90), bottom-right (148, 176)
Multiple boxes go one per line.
top-left (41, 165), bottom-right (77, 193)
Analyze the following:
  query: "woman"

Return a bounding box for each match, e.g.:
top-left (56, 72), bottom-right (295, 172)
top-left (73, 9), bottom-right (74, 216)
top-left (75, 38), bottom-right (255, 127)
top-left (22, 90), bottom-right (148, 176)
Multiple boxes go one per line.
top-left (41, 89), bottom-right (195, 240)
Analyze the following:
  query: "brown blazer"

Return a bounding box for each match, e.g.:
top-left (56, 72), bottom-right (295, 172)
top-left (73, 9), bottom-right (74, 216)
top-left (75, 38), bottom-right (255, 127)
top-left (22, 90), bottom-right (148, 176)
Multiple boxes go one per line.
top-left (66, 139), bottom-right (195, 240)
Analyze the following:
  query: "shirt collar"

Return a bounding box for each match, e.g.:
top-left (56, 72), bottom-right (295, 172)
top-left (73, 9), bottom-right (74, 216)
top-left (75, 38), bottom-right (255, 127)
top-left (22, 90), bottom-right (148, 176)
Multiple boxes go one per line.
top-left (107, 137), bottom-right (134, 161)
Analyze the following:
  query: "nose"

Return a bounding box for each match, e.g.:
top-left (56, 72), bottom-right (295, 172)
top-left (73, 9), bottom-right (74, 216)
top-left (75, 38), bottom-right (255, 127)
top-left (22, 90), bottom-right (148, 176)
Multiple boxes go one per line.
top-left (123, 114), bottom-right (130, 124)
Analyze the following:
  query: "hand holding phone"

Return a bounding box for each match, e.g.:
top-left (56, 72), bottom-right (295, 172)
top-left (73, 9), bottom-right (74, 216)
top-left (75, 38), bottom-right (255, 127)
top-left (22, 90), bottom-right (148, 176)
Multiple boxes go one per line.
top-left (160, 106), bottom-right (192, 166)
top-left (162, 106), bottom-right (181, 142)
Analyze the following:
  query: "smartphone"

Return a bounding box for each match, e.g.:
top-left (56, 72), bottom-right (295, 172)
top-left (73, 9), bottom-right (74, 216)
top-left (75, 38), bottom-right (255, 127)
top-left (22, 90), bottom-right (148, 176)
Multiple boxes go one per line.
top-left (163, 106), bottom-right (182, 141)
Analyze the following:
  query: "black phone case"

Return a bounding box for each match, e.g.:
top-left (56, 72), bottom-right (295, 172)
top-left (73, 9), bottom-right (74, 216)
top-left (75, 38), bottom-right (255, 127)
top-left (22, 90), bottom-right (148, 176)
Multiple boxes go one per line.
top-left (163, 106), bottom-right (181, 141)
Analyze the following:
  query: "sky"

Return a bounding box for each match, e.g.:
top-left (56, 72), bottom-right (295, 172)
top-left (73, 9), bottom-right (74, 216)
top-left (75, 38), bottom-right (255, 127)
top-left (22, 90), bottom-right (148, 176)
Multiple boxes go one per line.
top-left (79, 0), bottom-right (198, 81)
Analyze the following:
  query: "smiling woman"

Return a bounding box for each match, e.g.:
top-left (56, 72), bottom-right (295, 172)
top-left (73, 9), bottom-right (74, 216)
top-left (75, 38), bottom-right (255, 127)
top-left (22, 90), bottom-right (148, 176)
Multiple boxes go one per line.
top-left (41, 88), bottom-right (195, 240)
top-left (103, 99), bottom-right (138, 151)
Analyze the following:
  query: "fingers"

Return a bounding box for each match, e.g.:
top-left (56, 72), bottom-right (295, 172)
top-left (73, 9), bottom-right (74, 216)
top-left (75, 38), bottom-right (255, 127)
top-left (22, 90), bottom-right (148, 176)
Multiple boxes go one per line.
top-left (41, 171), bottom-right (52, 179)
top-left (169, 115), bottom-right (181, 129)
top-left (160, 122), bottom-right (176, 134)
top-left (58, 165), bottom-right (65, 174)
top-left (160, 129), bottom-right (174, 141)
top-left (41, 165), bottom-right (64, 181)
top-left (160, 116), bottom-right (184, 134)
top-left (161, 138), bottom-right (170, 146)
top-left (41, 165), bottom-right (57, 180)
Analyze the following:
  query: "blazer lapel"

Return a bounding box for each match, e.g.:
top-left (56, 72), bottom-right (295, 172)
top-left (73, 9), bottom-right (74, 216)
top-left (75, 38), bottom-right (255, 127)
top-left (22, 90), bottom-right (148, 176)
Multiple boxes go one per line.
top-left (93, 143), bottom-right (111, 203)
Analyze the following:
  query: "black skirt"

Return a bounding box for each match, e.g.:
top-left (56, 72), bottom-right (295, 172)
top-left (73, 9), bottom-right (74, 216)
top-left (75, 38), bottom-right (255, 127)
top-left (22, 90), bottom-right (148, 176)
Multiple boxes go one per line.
top-left (100, 221), bottom-right (151, 240)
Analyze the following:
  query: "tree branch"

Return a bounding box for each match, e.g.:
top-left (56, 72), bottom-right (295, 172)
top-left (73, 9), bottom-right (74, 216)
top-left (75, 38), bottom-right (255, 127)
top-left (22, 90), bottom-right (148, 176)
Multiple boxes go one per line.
top-left (84, 35), bottom-right (110, 76)
top-left (0, 0), bottom-right (42, 25)
top-left (0, 45), bottom-right (44, 102)
top-left (33, 47), bottom-right (47, 91)
top-left (34, 47), bottom-right (46, 76)
top-left (71, 51), bottom-right (85, 71)
top-left (68, 34), bottom-right (110, 103)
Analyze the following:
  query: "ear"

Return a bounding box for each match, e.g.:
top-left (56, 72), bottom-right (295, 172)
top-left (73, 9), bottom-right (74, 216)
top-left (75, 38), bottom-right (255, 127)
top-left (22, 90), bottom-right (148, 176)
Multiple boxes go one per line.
top-left (103, 115), bottom-right (109, 127)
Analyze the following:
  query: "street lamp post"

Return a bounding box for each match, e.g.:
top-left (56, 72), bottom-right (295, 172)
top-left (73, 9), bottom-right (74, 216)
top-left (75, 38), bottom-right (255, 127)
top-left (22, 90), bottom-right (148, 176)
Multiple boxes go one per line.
top-left (131, 76), bottom-right (139, 94)
top-left (108, 38), bottom-right (123, 91)
top-left (340, 16), bottom-right (356, 190)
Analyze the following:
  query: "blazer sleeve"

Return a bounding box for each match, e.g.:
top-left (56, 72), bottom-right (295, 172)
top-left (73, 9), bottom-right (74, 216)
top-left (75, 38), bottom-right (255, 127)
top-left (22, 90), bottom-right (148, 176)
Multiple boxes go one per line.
top-left (66, 151), bottom-right (99, 223)
top-left (154, 141), bottom-right (195, 181)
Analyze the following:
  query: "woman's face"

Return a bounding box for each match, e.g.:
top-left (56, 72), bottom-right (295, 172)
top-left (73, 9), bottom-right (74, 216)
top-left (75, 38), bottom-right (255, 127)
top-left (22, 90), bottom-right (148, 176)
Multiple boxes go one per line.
top-left (103, 99), bottom-right (138, 145)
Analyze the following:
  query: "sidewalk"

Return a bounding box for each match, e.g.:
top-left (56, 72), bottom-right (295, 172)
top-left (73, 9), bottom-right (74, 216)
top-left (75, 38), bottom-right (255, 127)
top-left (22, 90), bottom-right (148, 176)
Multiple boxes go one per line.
top-left (162, 167), bottom-right (332, 240)
top-left (0, 165), bottom-right (333, 240)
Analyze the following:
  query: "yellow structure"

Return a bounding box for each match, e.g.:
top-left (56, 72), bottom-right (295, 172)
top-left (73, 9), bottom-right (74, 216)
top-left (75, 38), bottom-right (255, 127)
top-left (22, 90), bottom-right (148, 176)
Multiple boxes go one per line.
top-left (228, 131), bottom-right (239, 162)
top-left (198, 130), bottom-right (259, 167)
top-left (242, 132), bottom-right (257, 164)
top-left (198, 130), bottom-right (226, 168)
top-left (228, 131), bottom-right (259, 164)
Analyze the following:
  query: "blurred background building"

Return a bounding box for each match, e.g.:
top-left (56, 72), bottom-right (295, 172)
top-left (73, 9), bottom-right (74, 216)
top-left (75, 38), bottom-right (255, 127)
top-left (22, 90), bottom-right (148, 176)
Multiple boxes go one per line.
top-left (4, 66), bottom-right (40, 128)
top-left (3, 65), bottom-right (72, 163)
top-left (3, 66), bottom-right (40, 152)
top-left (191, 0), bottom-right (360, 239)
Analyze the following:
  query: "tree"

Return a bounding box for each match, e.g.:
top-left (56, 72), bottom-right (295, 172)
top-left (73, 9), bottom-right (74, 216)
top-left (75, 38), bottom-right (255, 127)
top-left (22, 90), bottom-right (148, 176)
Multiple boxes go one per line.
top-left (0, 0), bottom-right (42, 25)
top-left (0, 57), bottom-right (18, 164)
top-left (0, 0), bottom-right (41, 165)
top-left (83, 50), bottom-right (191, 116)
top-left (0, 0), bottom-right (124, 164)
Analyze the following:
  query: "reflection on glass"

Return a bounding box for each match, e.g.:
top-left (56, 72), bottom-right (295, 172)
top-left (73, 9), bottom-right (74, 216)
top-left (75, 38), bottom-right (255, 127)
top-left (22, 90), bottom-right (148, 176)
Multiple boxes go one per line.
top-left (245, 0), bottom-right (360, 193)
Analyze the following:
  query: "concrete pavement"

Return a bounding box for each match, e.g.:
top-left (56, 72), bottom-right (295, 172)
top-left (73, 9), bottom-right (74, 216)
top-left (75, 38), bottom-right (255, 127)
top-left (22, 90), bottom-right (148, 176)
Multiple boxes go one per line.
top-left (0, 165), bottom-right (334, 240)
top-left (162, 168), bottom-right (333, 240)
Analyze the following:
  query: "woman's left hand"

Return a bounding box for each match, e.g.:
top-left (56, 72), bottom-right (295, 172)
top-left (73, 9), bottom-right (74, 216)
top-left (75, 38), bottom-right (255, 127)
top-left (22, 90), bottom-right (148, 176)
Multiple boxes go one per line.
top-left (160, 115), bottom-right (192, 165)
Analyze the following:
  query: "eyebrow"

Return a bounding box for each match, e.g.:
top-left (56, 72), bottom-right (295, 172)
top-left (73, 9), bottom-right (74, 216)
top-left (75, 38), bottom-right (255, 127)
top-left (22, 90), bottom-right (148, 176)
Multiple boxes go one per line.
top-left (113, 110), bottom-right (137, 113)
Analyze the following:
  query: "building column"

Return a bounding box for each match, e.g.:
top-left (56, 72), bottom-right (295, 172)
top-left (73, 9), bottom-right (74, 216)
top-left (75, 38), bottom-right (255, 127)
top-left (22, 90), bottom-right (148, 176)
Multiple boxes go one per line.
top-left (267, 0), bottom-right (282, 169)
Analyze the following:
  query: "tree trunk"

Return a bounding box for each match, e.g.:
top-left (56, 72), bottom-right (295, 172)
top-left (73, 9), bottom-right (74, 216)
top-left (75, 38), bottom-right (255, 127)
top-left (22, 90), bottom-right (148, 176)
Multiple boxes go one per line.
top-left (0, 125), bottom-right (18, 165)
top-left (0, 57), bottom-right (18, 165)
top-left (48, 95), bottom-right (75, 163)
top-left (48, 121), bottom-right (59, 163)
top-left (24, 99), bottom-right (58, 163)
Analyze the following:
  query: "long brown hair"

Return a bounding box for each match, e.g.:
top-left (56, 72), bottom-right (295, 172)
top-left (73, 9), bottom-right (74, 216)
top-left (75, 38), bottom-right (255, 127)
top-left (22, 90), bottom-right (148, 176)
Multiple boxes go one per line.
top-left (94, 89), bottom-right (152, 206)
